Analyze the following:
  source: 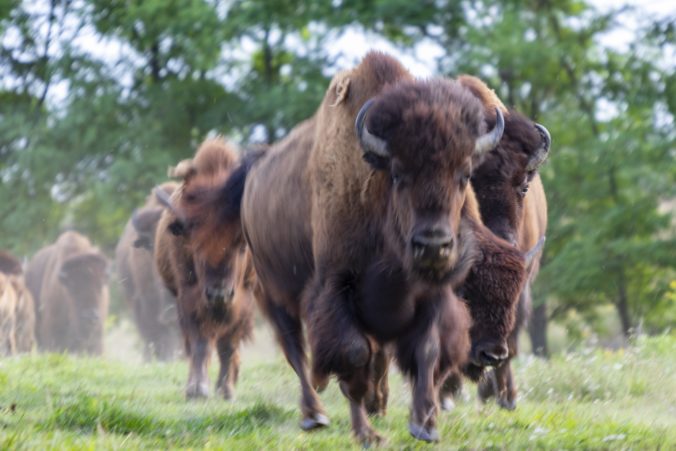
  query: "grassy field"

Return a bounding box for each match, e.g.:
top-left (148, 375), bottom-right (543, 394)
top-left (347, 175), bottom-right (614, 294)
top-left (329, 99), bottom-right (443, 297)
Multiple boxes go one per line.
top-left (0, 330), bottom-right (674, 450)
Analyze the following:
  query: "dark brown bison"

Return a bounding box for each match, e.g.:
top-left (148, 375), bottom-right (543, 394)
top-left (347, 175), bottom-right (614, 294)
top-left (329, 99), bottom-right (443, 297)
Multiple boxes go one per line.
top-left (153, 138), bottom-right (255, 400)
top-left (439, 75), bottom-right (550, 411)
top-left (115, 182), bottom-right (181, 361)
top-left (242, 53), bottom-right (520, 444)
top-left (25, 231), bottom-right (109, 355)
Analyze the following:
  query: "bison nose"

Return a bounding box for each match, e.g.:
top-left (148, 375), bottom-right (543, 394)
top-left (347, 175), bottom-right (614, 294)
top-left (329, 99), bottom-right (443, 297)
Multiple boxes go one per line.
top-left (476, 343), bottom-right (509, 367)
top-left (411, 229), bottom-right (454, 261)
top-left (205, 285), bottom-right (235, 305)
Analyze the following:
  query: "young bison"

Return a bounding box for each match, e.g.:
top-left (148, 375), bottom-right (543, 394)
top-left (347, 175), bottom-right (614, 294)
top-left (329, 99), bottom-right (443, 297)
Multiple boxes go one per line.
top-left (116, 182), bottom-right (181, 361)
top-left (154, 138), bottom-right (255, 400)
top-left (25, 231), bottom-right (109, 355)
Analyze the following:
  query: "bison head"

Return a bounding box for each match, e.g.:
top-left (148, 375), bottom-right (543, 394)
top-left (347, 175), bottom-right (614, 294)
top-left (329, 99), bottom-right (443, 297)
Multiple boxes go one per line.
top-left (470, 112), bottom-right (550, 244)
top-left (155, 139), bottom-right (248, 308)
top-left (356, 80), bottom-right (504, 283)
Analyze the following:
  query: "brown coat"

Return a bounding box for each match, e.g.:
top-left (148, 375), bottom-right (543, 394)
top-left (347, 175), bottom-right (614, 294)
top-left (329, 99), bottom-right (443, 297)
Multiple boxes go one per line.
top-left (26, 231), bottom-right (109, 355)
top-left (115, 182), bottom-right (181, 361)
top-left (154, 137), bottom-right (255, 400)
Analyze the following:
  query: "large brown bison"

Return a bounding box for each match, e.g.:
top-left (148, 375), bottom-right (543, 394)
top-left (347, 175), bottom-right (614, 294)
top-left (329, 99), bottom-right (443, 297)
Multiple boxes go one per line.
top-left (0, 251), bottom-right (36, 353)
top-left (115, 182), bottom-right (181, 361)
top-left (25, 231), bottom-right (109, 355)
top-left (153, 138), bottom-right (255, 400)
top-left (455, 75), bottom-right (550, 410)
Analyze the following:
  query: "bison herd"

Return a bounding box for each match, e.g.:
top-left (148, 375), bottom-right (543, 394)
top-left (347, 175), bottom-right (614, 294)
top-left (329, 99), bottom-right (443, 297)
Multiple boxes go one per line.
top-left (0, 52), bottom-right (552, 445)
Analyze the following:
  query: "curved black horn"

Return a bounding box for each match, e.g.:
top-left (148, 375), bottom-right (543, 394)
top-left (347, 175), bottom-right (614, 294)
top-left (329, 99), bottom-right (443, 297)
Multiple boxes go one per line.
top-left (535, 123), bottom-right (551, 152)
top-left (527, 123), bottom-right (552, 171)
top-left (474, 107), bottom-right (505, 156)
top-left (355, 98), bottom-right (388, 158)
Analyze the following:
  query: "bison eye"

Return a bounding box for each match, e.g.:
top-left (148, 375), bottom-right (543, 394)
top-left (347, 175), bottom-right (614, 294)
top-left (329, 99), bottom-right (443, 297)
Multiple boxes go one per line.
top-left (460, 172), bottom-right (471, 187)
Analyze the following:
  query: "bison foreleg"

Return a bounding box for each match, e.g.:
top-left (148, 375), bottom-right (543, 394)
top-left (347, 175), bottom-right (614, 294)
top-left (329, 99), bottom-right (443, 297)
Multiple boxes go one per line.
top-left (185, 332), bottom-right (212, 399)
top-left (439, 369), bottom-right (463, 411)
top-left (339, 368), bottom-right (385, 447)
top-left (364, 346), bottom-right (390, 416)
top-left (216, 333), bottom-right (240, 400)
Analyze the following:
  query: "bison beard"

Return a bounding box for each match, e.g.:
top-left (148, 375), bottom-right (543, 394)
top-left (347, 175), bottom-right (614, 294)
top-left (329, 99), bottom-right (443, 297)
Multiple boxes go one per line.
top-left (238, 52), bottom-right (524, 445)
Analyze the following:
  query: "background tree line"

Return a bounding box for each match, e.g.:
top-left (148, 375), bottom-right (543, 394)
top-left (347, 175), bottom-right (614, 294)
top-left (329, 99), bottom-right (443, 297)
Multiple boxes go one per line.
top-left (1, 0), bottom-right (674, 353)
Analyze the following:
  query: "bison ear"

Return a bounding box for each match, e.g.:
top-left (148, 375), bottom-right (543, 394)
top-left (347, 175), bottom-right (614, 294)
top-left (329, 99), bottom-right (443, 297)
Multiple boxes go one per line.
top-left (131, 207), bottom-right (163, 235)
top-left (168, 159), bottom-right (197, 181)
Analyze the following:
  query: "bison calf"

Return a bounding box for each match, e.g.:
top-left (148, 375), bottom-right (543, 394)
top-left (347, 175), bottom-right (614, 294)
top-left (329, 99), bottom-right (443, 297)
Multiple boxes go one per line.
top-left (154, 138), bottom-right (255, 400)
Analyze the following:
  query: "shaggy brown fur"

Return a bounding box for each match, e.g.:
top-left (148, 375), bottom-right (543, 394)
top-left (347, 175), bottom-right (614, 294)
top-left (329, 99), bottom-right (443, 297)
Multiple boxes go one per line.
top-left (26, 231), bottom-right (109, 355)
top-left (115, 182), bottom-right (181, 361)
top-left (0, 272), bottom-right (17, 355)
top-left (441, 75), bottom-right (550, 410)
top-left (154, 137), bottom-right (255, 400)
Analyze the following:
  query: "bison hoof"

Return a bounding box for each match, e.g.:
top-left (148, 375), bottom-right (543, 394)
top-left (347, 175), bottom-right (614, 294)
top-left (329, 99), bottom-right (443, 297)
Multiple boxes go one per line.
top-left (356, 427), bottom-right (385, 448)
top-left (218, 384), bottom-right (235, 400)
top-left (409, 422), bottom-right (439, 443)
top-left (186, 383), bottom-right (209, 400)
top-left (300, 413), bottom-right (330, 431)
top-left (440, 397), bottom-right (455, 412)
top-left (498, 397), bottom-right (516, 411)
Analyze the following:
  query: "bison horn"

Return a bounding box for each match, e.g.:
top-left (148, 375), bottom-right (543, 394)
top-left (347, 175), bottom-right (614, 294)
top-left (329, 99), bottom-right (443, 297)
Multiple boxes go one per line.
top-left (474, 107), bottom-right (505, 156)
top-left (355, 98), bottom-right (389, 159)
top-left (527, 123), bottom-right (551, 172)
top-left (524, 235), bottom-right (546, 266)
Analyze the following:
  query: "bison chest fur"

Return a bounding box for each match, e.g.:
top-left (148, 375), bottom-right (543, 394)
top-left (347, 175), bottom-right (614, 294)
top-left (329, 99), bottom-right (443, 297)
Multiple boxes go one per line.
top-left (356, 259), bottom-right (421, 341)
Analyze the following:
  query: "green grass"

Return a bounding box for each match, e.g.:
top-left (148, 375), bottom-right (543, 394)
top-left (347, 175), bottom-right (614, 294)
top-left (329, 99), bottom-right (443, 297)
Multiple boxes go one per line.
top-left (0, 334), bottom-right (674, 450)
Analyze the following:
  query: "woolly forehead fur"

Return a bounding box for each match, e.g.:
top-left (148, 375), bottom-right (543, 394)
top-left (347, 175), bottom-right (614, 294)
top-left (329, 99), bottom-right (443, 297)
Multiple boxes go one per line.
top-left (457, 75), bottom-right (544, 162)
top-left (365, 76), bottom-right (487, 171)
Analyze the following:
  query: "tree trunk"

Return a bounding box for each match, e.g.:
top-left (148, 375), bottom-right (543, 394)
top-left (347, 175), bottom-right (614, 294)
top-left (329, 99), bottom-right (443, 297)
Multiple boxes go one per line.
top-left (615, 268), bottom-right (632, 338)
top-left (528, 302), bottom-right (548, 357)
